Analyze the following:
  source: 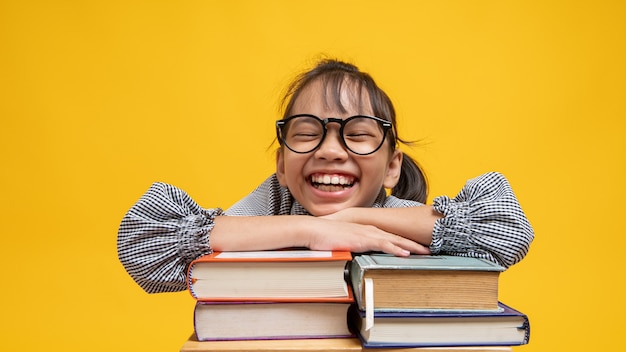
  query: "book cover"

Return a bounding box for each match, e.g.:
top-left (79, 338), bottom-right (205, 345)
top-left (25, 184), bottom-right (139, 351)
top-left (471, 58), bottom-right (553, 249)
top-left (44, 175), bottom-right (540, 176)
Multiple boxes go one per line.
top-left (350, 302), bottom-right (530, 348)
top-left (188, 250), bottom-right (352, 301)
top-left (350, 254), bottom-right (505, 312)
top-left (193, 249), bottom-right (353, 263)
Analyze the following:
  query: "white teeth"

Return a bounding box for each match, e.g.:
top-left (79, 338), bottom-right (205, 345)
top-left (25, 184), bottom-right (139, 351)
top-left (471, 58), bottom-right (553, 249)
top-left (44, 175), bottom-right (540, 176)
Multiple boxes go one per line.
top-left (311, 174), bottom-right (354, 186)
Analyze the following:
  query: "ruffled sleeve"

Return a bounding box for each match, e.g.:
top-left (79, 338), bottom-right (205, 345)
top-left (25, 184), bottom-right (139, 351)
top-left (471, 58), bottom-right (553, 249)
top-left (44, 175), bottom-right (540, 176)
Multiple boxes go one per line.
top-left (430, 172), bottom-right (534, 268)
top-left (117, 182), bottom-right (223, 294)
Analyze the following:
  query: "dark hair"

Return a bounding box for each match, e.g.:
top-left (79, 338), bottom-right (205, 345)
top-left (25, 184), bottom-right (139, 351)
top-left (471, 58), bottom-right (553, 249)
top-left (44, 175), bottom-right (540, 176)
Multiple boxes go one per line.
top-left (279, 58), bottom-right (428, 204)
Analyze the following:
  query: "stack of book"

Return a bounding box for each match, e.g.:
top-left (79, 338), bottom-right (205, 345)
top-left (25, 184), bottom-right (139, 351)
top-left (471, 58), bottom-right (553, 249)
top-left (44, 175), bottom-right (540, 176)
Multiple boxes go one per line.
top-left (348, 254), bottom-right (530, 348)
top-left (186, 249), bottom-right (355, 341)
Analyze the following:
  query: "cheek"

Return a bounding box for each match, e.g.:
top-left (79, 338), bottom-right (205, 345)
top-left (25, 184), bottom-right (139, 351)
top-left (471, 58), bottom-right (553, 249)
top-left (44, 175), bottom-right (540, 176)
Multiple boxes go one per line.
top-left (366, 155), bottom-right (391, 175)
top-left (280, 154), bottom-right (308, 181)
top-left (358, 162), bottom-right (387, 190)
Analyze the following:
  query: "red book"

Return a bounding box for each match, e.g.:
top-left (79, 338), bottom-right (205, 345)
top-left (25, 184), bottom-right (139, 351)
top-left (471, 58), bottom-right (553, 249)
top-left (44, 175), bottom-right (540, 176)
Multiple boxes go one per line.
top-left (187, 250), bottom-right (353, 302)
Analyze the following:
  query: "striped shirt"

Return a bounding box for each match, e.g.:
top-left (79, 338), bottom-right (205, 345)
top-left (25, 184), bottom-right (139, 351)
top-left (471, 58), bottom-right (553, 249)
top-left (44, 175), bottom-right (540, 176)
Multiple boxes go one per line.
top-left (117, 172), bottom-right (534, 294)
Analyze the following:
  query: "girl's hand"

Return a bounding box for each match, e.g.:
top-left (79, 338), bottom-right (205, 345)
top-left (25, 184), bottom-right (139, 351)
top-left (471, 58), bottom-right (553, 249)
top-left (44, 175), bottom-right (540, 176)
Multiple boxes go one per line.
top-left (320, 206), bottom-right (439, 251)
top-left (305, 216), bottom-right (430, 256)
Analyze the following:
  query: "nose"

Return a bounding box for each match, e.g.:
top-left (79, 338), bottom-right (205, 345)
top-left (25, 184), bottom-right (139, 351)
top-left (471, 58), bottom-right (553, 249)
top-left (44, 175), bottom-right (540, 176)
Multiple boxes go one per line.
top-left (314, 127), bottom-right (348, 160)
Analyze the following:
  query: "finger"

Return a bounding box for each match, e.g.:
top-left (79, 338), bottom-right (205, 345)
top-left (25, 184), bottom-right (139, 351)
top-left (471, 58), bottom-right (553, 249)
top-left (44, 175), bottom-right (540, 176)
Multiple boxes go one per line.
top-left (391, 237), bottom-right (430, 255)
top-left (378, 240), bottom-right (412, 257)
top-left (411, 244), bottom-right (431, 255)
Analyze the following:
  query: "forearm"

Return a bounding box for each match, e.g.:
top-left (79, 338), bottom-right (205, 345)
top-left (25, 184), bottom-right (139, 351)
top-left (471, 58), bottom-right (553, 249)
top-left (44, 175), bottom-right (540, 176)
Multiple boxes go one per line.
top-left (210, 215), bottom-right (311, 251)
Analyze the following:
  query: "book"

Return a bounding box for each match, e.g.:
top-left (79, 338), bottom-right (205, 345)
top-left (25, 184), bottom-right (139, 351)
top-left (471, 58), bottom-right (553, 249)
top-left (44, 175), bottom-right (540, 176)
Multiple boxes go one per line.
top-left (187, 250), bottom-right (352, 301)
top-left (180, 334), bottom-right (513, 352)
top-left (194, 300), bottom-right (354, 341)
top-left (180, 334), bottom-right (515, 352)
top-left (349, 302), bottom-right (530, 348)
top-left (350, 254), bottom-right (505, 312)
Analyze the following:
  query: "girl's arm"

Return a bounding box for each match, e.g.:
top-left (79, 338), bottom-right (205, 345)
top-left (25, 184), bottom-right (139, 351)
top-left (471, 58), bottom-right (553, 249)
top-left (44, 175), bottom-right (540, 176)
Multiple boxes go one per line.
top-left (210, 215), bottom-right (429, 256)
top-left (323, 172), bottom-right (534, 269)
top-left (117, 181), bottom-right (429, 294)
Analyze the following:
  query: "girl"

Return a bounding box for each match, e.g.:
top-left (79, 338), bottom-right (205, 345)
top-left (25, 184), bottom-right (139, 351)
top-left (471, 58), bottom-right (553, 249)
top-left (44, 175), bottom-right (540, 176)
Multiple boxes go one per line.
top-left (118, 59), bottom-right (534, 294)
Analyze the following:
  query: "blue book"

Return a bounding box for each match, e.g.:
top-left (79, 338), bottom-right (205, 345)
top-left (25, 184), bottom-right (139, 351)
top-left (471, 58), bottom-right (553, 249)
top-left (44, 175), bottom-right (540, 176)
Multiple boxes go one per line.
top-left (350, 302), bottom-right (530, 348)
top-left (350, 254), bottom-right (505, 312)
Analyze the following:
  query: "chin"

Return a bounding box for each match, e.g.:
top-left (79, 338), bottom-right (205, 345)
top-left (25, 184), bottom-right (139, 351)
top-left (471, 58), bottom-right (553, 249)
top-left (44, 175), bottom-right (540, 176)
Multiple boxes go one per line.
top-left (306, 204), bottom-right (349, 217)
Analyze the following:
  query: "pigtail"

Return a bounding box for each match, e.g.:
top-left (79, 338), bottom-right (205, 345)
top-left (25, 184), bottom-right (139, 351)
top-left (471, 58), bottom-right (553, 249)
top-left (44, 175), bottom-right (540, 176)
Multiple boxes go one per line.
top-left (392, 153), bottom-right (428, 204)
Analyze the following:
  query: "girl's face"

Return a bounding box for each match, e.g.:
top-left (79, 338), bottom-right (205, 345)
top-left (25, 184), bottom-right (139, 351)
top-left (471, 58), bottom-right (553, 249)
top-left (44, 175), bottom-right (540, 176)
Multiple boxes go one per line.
top-left (276, 79), bottom-right (402, 216)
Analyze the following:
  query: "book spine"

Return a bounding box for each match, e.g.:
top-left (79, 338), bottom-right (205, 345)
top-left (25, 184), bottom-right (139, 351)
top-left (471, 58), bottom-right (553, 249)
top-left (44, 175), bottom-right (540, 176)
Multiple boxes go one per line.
top-left (349, 256), bottom-right (373, 311)
top-left (187, 263), bottom-right (198, 299)
top-left (521, 314), bottom-right (531, 344)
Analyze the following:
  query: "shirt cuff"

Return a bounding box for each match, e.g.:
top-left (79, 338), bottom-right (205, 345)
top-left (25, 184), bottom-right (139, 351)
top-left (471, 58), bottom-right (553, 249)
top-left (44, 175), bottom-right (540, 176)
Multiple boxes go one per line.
top-left (178, 208), bottom-right (223, 262)
top-left (430, 195), bottom-right (471, 254)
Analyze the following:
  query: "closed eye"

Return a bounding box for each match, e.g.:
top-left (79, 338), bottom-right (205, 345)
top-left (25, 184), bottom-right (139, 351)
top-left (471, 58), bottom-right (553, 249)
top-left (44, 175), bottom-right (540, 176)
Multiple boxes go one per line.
top-left (292, 132), bottom-right (322, 140)
top-left (346, 132), bottom-right (376, 139)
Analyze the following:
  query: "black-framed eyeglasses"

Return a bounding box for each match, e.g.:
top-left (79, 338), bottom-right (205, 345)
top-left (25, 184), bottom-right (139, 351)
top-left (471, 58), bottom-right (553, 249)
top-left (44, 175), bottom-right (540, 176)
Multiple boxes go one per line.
top-left (276, 114), bottom-right (394, 155)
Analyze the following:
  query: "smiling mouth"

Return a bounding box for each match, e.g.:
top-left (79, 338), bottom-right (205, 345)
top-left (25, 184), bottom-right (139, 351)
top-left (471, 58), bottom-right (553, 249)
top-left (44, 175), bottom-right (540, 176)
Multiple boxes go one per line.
top-left (310, 174), bottom-right (356, 192)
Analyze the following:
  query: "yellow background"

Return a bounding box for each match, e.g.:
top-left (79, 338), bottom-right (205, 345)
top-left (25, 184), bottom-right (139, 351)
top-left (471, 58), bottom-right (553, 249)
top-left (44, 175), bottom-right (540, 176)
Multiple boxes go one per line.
top-left (1, 1), bottom-right (624, 351)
